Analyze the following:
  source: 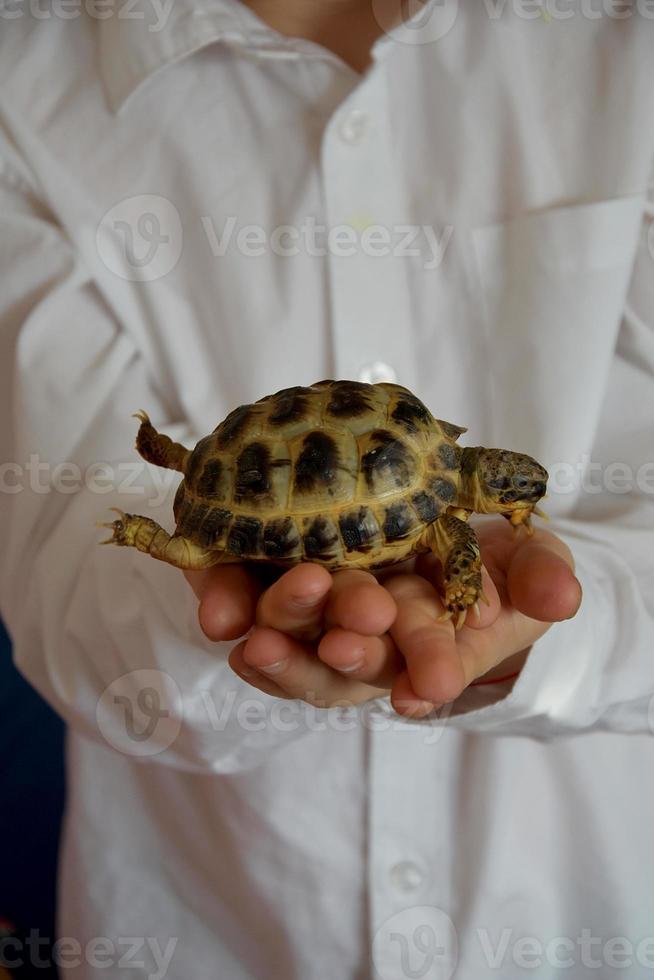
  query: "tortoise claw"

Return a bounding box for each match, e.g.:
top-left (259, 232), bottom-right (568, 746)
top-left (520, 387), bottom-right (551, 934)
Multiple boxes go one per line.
top-left (96, 508), bottom-right (129, 545)
top-left (455, 608), bottom-right (467, 630)
top-left (439, 602), bottom-right (478, 630)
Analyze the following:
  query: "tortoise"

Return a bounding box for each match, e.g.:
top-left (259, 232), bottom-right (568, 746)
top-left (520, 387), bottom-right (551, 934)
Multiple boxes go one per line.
top-left (98, 380), bottom-right (548, 628)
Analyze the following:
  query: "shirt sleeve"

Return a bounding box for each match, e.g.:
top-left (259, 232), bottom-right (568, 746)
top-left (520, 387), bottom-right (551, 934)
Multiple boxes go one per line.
top-left (371, 174), bottom-right (654, 739)
top-left (0, 158), bottom-right (317, 774)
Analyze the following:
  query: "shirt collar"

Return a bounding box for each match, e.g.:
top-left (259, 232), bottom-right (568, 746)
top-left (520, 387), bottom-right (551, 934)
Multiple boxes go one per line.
top-left (98, 0), bottom-right (442, 114)
top-left (98, 0), bottom-right (310, 113)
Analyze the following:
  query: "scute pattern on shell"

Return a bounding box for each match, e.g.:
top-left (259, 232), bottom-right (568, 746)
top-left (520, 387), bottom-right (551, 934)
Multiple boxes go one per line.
top-left (174, 380), bottom-right (465, 567)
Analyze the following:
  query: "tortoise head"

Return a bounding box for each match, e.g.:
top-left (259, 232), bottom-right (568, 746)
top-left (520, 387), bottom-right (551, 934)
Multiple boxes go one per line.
top-left (460, 447), bottom-right (548, 529)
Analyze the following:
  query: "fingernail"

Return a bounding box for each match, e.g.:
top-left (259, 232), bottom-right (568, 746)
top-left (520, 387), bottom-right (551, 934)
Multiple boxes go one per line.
top-left (258, 659), bottom-right (288, 675)
top-left (237, 665), bottom-right (258, 679)
top-left (338, 659), bottom-right (364, 673)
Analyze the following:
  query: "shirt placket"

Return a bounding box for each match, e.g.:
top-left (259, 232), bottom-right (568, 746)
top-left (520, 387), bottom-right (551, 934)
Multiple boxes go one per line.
top-left (366, 719), bottom-right (460, 980)
top-left (320, 61), bottom-right (418, 390)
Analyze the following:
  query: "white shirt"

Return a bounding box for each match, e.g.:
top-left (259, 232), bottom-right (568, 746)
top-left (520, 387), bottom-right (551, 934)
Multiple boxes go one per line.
top-left (1, 3), bottom-right (654, 978)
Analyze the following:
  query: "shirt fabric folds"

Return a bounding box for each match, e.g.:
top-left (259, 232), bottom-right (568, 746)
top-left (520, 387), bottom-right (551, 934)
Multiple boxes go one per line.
top-left (1, 3), bottom-right (654, 978)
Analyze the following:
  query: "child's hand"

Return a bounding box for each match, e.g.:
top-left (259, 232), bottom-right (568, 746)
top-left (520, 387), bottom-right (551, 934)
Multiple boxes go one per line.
top-left (184, 521), bottom-right (581, 717)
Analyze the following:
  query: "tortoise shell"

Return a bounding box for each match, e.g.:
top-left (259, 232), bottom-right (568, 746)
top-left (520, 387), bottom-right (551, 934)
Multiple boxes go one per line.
top-left (171, 380), bottom-right (467, 568)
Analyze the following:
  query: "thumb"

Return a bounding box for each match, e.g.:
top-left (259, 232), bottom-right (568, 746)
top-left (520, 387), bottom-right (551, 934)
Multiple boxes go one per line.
top-left (506, 532), bottom-right (583, 623)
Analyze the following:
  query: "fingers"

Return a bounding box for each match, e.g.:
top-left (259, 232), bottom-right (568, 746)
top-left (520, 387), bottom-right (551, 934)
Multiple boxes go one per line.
top-left (315, 570), bottom-right (400, 687)
top-left (317, 563), bottom-right (495, 692)
top-left (390, 669), bottom-right (450, 719)
top-left (228, 639), bottom-right (290, 699)
top-left (254, 567), bottom-right (400, 689)
top-left (236, 627), bottom-right (387, 706)
top-left (474, 521), bottom-right (582, 623)
top-left (197, 562), bottom-right (403, 708)
top-left (506, 536), bottom-right (582, 622)
top-left (324, 569), bottom-right (398, 634)
top-left (184, 566), bottom-right (264, 641)
top-left (385, 526), bottom-right (581, 715)
top-left (256, 566), bottom-right (397, 642)
top-left (385, 567), bottom-right (507, 706)
top-left (234, 566), bottom-right (402, 701)
top-left (255, 563), bottom-right (333, 641)
top-left (317, 629), bottom-right (403, 688)
top-left (385, 573), bottom-right (494, 705)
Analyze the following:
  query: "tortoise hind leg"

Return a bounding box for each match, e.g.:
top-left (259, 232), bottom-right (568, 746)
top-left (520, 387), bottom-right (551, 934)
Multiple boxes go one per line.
top-left (422, 513), bottom-right (488, 630)
top-left (97, 509), bottom-right (222, 570)
top-left (134, 411), bottom-right (191, 474)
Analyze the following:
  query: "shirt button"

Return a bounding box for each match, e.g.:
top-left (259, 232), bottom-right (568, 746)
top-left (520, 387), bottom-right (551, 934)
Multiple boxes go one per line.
top-left (389, 860), bottom-right (424, 893)
top-left (358, 361), bottom-right (397, 384)
top-left (338, 108), bottom-right (369, 144)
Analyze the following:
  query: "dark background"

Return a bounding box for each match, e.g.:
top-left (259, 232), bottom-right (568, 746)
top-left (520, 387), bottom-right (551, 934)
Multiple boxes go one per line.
top-left (0, 620), bottom-right (65, 979)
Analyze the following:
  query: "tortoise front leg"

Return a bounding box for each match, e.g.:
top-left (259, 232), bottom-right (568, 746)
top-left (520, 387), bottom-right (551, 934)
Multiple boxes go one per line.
top-left (423, 513), bottom-right (488, 630)
top-left (97, 509), bottom-right (221, 570)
